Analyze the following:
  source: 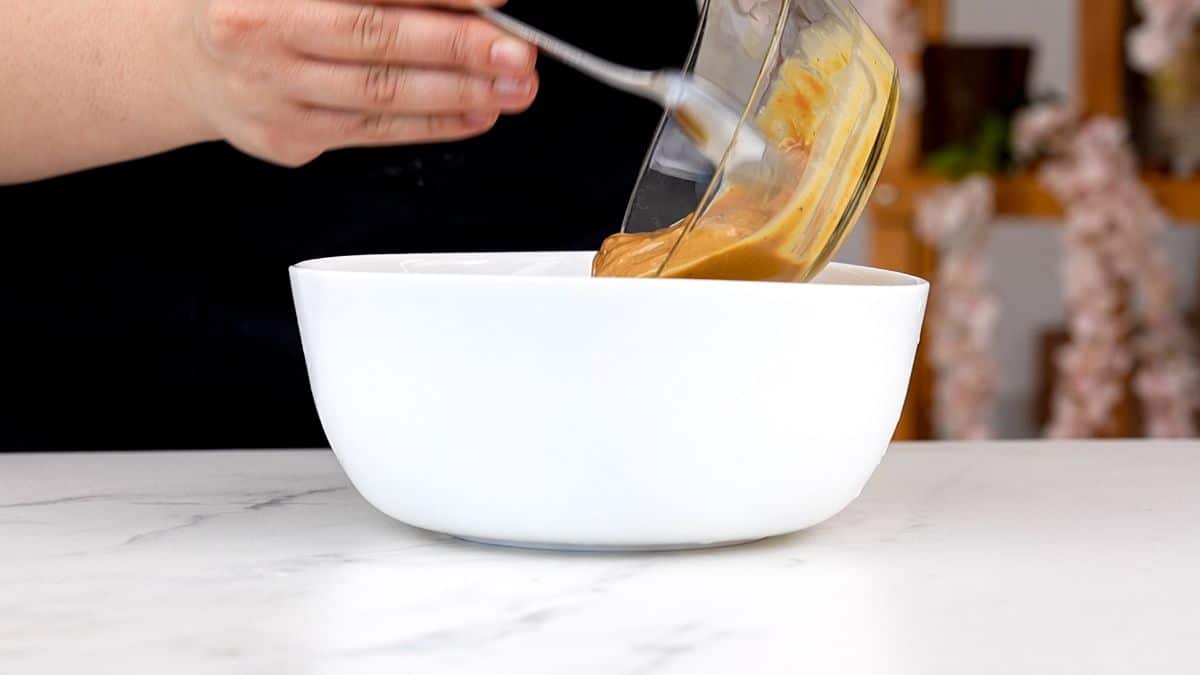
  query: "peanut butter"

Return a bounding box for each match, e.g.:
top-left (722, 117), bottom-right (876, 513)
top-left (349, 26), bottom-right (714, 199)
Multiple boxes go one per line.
top-left (593, 15), bottom-right (898, 282)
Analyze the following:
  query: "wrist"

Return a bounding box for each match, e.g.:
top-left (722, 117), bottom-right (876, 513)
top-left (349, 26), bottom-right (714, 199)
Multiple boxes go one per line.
top-left (150, 0), bottom-right (222, 147)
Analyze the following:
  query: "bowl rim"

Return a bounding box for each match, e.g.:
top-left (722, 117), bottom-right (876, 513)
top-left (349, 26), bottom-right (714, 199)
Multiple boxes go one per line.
top-left (290, 251), bottom-right (928, 291)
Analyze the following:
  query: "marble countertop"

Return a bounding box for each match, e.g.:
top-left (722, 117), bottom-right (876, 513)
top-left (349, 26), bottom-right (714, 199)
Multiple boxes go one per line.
top-left (2, 441), bottom-right (1199, 674)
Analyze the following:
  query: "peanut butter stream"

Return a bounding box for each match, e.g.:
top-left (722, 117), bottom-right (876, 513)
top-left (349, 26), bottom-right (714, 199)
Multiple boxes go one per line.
top-left (593, 16), bottom-right (897, 282)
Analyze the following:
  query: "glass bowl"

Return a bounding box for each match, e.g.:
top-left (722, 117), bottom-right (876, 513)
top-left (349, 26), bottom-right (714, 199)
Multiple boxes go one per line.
top-left (597, 0), bottom-right (899, 282)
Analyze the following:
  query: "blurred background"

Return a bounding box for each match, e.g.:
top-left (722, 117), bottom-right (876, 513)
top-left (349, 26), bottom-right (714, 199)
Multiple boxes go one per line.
top-left (0, 0), bottom-right (1196, 450)
top-left (844, 0), bottom-right (1200, 441)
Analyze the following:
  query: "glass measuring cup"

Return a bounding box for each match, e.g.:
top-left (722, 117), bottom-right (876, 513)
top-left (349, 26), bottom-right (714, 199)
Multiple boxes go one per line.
top-left (596, 0), bottom-right (899, 282)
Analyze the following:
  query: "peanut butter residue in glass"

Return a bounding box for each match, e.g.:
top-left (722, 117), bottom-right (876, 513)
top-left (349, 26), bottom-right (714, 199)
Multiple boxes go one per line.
top-left (593, 16), bottom-right (898, 282)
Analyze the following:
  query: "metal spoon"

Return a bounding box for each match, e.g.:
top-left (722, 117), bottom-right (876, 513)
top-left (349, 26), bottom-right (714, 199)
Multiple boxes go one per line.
top-left (477, 8), bottom-right (785, 183)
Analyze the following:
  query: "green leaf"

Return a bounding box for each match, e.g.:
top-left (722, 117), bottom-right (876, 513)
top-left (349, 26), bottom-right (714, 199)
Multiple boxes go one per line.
top-left (926, 144), bottom-right (972, 179)
top-left (926, 112), bottom-right (1015, 178)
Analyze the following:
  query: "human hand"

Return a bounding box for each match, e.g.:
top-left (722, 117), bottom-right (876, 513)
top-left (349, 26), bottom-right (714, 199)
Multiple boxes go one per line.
top-left (180, 0), bottom-right (538, 166)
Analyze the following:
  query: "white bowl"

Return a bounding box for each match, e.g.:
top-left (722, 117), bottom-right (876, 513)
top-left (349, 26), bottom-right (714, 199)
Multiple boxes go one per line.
top-left (290, 252), bottom-right (928, 551)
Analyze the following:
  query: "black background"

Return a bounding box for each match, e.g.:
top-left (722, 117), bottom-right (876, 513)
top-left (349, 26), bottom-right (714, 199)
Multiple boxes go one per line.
top-left (0, 1), bottom-right (699, 451)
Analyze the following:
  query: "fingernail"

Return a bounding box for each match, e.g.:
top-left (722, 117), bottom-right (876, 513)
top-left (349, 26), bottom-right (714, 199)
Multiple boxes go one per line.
top-left (494, 76), bottom-right (531, 96)
top-left (464, 111), bottom-right (497, 127)
top-left (491, 37), bottom-right (532, 71)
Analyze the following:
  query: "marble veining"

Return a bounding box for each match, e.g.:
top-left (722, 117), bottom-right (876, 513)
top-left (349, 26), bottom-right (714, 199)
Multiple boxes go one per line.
top-left (2, 442), bottom-right (1199, 675)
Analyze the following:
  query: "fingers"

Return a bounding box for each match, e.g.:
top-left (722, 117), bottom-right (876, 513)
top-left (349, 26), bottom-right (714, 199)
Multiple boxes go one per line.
top-left (300, 107), bottom-right (502, 148)
top-left (333, 0), bottom-right (506, 8)
top-left (195, 0), bottom-right (538, 166)
top-left (288, 4), bottom-right (536, 77)
top-left (224, 103), bottom-right (502, 168)
top-left (288, 61), bottom-right (537, 114)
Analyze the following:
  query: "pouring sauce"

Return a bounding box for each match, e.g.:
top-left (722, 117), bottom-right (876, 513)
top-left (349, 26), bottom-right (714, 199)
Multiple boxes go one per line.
top-left (593, 16), bottom-right (897, 282)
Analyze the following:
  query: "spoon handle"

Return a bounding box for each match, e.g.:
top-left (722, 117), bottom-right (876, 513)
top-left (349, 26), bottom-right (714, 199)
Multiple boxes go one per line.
top-left (476, 8), bottom-right (672, 103)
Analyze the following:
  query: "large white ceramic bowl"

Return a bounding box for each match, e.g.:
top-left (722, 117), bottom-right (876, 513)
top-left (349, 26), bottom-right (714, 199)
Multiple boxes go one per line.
top-left (290, 252), bottom-right (928, 551)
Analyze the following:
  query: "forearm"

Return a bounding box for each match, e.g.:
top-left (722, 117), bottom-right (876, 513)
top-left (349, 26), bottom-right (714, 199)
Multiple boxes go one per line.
top-left (0, 1), bottom-right (213, 185)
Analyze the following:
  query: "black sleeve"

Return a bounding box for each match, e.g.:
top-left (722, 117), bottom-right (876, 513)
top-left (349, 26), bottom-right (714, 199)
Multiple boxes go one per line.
top-left (0, 0), bottom-right (699, 451)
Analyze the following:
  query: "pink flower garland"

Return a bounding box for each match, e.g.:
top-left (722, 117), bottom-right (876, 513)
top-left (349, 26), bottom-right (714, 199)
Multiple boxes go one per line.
top-left (854, 1), bottom-right (1197, 438)
top-left (1014, 103), bottom-right (1200, 438)
top-left (916, 176), bottom-right (999, 440)
top-left (1127, 0), bottom-right (1200, 73)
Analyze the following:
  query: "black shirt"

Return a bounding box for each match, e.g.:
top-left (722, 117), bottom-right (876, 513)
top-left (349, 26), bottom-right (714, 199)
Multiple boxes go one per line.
top-left (0, 2), bottom-right (698, 451)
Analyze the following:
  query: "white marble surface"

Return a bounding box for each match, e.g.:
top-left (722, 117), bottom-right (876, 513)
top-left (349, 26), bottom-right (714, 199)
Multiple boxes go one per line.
top-left (2, 441), bottom-right (1199, 674)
